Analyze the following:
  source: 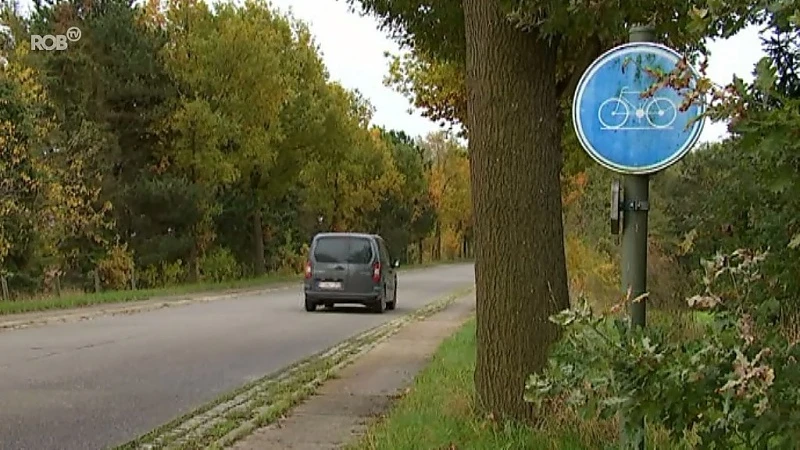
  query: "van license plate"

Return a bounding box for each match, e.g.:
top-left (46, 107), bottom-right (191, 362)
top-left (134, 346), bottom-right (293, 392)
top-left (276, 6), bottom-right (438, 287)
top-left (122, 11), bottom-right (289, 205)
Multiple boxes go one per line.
top-left (318, 281), bottom-right (342, 290)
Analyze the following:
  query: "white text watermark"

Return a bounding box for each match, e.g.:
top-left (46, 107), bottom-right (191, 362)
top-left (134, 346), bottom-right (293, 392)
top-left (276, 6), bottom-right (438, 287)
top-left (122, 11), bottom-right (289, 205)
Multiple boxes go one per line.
top-left (31, 27), bottom-right (81, 51)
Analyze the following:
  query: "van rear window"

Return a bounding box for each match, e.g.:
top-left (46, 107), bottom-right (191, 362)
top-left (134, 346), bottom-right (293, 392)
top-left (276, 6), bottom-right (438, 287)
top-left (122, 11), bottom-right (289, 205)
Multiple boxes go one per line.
top-left (313, 237), bottom-right (373, 264)
top-left (347, 238), bottom-right (373, 264)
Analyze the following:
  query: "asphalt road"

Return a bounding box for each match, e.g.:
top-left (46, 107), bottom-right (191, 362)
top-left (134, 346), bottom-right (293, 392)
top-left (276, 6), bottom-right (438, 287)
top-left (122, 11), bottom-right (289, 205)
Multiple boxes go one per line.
top-left (0, 263), bottom-right (474, 450)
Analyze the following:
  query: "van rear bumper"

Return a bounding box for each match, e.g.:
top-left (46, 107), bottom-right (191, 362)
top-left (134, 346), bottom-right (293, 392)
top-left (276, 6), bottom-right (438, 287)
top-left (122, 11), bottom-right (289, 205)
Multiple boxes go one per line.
top-left (304, 290), bottom-right (380, 304)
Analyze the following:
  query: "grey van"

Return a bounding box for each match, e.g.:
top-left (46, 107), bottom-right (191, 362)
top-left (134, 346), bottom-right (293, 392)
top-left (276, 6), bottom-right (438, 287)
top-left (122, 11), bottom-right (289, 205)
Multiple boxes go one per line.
top-left (303, 232), bottom-right (399, 313)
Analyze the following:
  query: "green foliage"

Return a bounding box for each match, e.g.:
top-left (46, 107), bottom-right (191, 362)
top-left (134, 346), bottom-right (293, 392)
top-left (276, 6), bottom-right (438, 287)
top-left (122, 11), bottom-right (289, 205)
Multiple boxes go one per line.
top-left (0, 0), bottom-right (471, 300)
top-left (160, 259), bottom-right (186, 287)
top-left (534, 7), bottom-right (800, 447)
top-left (138, 265), bottom-right (161, 289)
top-left (96, 242), bottom-right (135, 290)
top-left (137, 259), bottom-right (188, 288)
top-left (654, 8), bottom-right (800, 322)
top-left (527, 249), bottom-right (800, 449)
top-left (347, 0), bottom-right (464, 62)
top-left (199, 247), bottom-right (241, 282)
top-left (126, 174), bottom-right (206, 267)
top-left (384, 51), bottom-right (466, 134)
top-left (371, 128), bottom-right (439, 261)
top-left (266, 230), bottom-right (307, 275)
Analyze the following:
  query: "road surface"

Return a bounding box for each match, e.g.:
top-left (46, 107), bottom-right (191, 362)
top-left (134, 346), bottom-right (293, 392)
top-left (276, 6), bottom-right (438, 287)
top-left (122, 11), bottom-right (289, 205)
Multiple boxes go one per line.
top-left (0, 263), bottom-right (474, 450)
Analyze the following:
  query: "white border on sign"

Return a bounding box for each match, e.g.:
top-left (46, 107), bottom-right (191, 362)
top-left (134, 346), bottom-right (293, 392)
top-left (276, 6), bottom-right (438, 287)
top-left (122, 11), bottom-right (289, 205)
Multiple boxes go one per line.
top-left (572, 42), bottom-right (707, 175)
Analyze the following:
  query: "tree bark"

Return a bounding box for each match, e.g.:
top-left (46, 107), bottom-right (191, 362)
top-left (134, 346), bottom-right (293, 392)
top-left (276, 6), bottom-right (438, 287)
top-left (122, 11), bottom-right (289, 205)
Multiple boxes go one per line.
top-left (188, 242), bottom-right (200, 282)
top-left (435, 220), bottom-right (442, 260)
top-left (252, 209), bottom-right (266, 276)
top-left (463, 0), bottom-right (570, 424)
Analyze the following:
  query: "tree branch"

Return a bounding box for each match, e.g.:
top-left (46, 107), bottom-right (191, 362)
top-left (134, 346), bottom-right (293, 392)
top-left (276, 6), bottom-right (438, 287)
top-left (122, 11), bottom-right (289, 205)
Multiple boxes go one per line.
top-left (556, 36), bottom-right (603, 100)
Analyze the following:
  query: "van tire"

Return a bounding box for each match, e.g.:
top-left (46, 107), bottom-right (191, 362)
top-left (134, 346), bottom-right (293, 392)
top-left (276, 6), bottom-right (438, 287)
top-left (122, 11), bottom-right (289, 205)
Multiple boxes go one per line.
top-left (304, 297), bottom-right (317, 312)
top-left (372, 294), bottom-right (386, 314)
top-left (386, 286), bottom-right (397, 310)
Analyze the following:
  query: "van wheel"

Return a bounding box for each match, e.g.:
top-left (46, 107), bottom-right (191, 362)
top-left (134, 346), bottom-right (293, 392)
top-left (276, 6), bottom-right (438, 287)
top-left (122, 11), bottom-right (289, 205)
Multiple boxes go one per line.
top-left (304, 297), bottom-right (317, 312)
top-left (372, 293), bottom-right (386, 314)
top-left (386, 286), bottom-right (397, 311)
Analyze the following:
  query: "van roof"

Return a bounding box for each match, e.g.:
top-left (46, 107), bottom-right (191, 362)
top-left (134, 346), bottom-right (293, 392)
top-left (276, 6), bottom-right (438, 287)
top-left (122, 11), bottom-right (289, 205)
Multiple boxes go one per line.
top-left (312, 232), bottom-right (377, 240)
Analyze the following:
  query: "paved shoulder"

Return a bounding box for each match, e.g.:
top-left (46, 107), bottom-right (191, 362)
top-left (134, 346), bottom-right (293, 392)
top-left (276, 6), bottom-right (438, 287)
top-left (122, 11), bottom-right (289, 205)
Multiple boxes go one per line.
top-left (230, 292), bottom-right (476, 450)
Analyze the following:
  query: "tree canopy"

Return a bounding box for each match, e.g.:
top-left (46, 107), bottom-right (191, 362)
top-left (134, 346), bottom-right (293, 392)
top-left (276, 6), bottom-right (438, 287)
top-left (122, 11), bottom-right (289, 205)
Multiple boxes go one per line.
top-left (0, 0), bottom-right (471, 295)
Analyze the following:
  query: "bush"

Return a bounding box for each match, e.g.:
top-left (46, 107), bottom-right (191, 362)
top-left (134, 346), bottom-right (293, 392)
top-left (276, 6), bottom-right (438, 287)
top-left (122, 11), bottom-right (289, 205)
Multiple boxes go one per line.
top-left (160, 259), bottom-right (184, 286)
top-left (139, 264), bottom-right (160, 289)
top-left (96, 243), bottom-right (134, 290)
top-left (526, 248), bottom-right (800, 449)
top-left (646, 241), bottom-right (693, 312)
top-left (270, 233), bottom-right (307, 275)
top-left (199, 247), bottom-right (241, 282)
top-left (137, 260), bottom-right (186, 288)
top-left (564, 234), bottom-right (619, 312)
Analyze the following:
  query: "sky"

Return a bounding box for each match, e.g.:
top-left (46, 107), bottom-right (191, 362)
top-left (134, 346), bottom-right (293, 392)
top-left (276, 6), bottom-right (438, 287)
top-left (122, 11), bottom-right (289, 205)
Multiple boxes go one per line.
top-left (15, 0), bottom-right (767, 144)
top-left (266, 0), bottom-right (766, 144)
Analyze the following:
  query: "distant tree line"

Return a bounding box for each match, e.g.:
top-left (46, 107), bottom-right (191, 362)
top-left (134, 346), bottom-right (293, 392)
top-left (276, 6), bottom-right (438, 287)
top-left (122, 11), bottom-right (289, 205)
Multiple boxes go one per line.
top-left (0, 0), bottom-right (472, 298)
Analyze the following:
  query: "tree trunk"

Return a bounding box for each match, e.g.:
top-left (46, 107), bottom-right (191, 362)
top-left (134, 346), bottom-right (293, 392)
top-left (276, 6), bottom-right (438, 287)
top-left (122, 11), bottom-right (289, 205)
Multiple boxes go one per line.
top-left (435, 221), bottom-right (442, 260)
top-left (463, 0), bottom-right (570, 424)
top-left (252, 209), bottom-right (266, 276)
top-left (188, 243), bottom-right (200, 282)
top-left (55, 272), bottom-right (62, 297)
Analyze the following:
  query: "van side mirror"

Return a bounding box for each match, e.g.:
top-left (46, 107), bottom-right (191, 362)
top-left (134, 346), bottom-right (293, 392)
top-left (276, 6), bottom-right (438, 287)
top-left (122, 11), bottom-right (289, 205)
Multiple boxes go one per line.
top-left (393, 260), bottom-right (400, 268)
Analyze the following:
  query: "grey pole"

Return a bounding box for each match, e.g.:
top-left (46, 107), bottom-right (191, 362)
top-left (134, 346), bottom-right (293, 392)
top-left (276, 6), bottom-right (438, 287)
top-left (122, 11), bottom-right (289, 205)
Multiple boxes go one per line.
top-left (620, 23), bottom-right (655, 450)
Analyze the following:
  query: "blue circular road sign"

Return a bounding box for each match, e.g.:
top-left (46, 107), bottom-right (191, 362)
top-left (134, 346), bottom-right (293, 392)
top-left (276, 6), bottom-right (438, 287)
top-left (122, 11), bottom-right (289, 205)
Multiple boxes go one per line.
top-left (572, 42), bottom-right (706, 174)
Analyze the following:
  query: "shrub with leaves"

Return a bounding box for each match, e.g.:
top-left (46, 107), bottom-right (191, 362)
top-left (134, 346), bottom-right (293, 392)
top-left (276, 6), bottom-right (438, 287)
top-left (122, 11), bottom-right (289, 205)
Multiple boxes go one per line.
top-left (160, 259), bottom-right (185, 286)
top-left (655, 5), bottom-right (800, 329)
top-left (525, 248), bottom-right (800, 449)
top-left (96, 243), bottom-right (134, 290)
top-left (139, 264), bottom-right (161, 289)
top-left (199, 247), bottom-right (241, 282)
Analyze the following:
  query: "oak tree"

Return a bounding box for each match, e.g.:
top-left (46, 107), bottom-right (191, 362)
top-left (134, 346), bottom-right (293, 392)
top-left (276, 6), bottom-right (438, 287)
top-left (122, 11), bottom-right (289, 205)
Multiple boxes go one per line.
top-left (350, 0), bottom-right (748, 422)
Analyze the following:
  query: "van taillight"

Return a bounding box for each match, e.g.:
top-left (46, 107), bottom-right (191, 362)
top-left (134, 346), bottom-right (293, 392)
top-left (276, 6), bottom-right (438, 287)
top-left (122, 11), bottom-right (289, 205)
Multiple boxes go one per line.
top-left (372, 261), bottom-right (381, 282)
top-left (304, 261), bottom-right (312, 279)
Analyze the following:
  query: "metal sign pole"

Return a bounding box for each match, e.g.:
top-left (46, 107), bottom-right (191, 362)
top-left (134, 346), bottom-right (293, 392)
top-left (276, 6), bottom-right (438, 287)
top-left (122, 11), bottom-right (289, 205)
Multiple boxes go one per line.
top-left (622, 169), bottom-right (649, 329)
top-left (621, 24), bottom-right (656, 450)
top-left (625, 24), bottom-right (654, 330)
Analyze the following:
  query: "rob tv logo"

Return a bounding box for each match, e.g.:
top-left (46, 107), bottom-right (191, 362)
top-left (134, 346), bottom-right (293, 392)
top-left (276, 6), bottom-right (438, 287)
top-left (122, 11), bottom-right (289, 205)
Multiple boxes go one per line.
top-left (31, 27), bottom-right (81, 51)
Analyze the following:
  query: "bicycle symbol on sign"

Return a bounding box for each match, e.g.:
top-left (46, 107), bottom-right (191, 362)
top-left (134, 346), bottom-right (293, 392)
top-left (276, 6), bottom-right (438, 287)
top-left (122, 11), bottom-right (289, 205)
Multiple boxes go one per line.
top-left (597, 87), bottom-right (677, 130)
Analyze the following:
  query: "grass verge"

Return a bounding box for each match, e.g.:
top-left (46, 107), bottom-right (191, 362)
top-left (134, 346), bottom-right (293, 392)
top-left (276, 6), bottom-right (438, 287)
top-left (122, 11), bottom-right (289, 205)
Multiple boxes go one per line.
top-left (349, 318), bottom-right (680, 450)
top-left (0, 273), bottom-right (300, 316)
top-left (113, 285), bottom-right (475, 450)
top-left (0, 259), bottom-right (472, 317)
top-left (348, 318), bottom-right (582, 450)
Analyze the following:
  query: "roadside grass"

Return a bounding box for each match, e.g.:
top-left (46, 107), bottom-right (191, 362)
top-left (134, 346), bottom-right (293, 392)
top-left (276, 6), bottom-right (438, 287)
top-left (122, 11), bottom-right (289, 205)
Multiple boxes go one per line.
top-left (0, 259), bottom-right (472, 316)
top-left (350, 318), bottom-right (584, 450)
top-left (351, 318), bottom-right (681, 450)
top-left (0, 272), bottom-right (301, 316)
